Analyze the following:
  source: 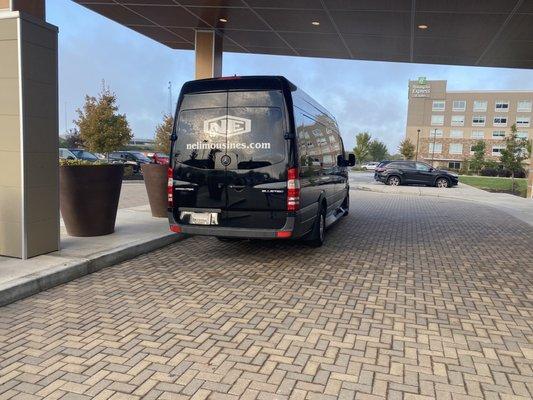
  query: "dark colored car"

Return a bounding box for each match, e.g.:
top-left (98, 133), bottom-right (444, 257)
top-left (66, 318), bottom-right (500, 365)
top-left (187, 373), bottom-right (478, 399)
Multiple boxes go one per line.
top-left (68, 149), bottom-right (99, 162)
top-left (375, 161), bottom-right (458, 188)
top-left (109, 151), bottom-right (151, 173)
top-left (373, 160), bottom-right (392, 179)
top-left (167, 75), bottom-right (356, 247)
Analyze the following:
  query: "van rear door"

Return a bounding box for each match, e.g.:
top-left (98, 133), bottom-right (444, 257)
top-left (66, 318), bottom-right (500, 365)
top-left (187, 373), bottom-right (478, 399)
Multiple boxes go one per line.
top-left (224, 91), bottom-right (288, 229)
top-left (172, 90), bottom-right (289, 229)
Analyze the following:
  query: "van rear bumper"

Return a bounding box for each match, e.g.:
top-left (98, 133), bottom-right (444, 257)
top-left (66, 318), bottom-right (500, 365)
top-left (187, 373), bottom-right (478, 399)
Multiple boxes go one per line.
top-left (169, 213), bottom-right (296, 239)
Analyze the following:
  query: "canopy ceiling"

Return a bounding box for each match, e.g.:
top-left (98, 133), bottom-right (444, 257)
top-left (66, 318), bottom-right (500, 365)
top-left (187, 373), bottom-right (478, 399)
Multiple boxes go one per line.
top-left (74, 0), bottom-right (533, 68)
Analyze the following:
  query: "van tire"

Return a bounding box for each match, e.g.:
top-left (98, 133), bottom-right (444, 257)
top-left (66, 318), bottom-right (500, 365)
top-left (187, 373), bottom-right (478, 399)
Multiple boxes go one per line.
top-left (307, 206), bottom-right (326, 247)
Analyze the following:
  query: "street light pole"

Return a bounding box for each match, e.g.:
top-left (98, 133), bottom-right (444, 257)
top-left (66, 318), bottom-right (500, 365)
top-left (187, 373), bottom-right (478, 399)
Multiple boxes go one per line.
top-left (431, 128), bottom-right (437, 167)
top-left (415, 129), bottom-right (420, 161)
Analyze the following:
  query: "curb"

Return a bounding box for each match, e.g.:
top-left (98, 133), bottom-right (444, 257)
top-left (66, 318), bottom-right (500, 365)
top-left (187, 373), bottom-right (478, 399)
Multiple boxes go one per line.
top-left (0, 233), bottom-right (185, 307)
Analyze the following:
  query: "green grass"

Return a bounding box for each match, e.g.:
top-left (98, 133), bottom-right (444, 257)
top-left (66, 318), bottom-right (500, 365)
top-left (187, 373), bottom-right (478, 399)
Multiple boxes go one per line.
top-left (459, 175), bottom-right (528, 198)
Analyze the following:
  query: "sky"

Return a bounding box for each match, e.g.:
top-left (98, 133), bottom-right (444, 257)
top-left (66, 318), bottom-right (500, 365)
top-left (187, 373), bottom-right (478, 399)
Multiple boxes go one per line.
top-left (48, 0), bottom-right (533, 153)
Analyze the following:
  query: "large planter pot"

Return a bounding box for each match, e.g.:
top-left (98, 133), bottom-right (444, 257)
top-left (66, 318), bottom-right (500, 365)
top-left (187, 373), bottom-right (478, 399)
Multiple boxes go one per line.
top-left (60, 164), bottom-right (124, 236)
top-left (142, 163), bottom-right (168, 218)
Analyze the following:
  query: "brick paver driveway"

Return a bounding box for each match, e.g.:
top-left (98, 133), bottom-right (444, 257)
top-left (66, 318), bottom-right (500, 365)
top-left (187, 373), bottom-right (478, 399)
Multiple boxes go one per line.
top-left (1, 192), bottom-right (532, 400)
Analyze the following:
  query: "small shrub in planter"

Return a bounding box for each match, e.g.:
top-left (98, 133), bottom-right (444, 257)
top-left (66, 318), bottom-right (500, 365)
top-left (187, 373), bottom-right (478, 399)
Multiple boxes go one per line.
top-left (480, 167), bottom-right (498, 176)
top-left (59, 159), bottom-right (123, 236)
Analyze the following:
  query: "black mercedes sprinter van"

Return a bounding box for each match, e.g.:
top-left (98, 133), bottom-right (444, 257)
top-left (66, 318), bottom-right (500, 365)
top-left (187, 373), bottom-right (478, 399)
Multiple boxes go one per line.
top-left (167, 76), bottom-right (355, 246)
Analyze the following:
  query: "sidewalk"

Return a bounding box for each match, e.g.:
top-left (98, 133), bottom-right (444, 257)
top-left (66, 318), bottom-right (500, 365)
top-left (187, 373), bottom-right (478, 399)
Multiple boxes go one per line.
top-left (352, 179), bottom-right (533, 227)
top-left (0, 204), bottom-right (183, 306)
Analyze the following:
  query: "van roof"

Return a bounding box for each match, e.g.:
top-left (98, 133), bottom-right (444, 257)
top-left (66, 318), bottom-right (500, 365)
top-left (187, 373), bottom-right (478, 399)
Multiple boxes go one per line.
top-left (180, 75), bottom-right (296, 95)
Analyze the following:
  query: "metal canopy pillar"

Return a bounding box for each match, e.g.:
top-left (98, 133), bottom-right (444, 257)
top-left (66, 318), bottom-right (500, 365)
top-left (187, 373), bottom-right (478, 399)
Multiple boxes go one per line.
top-left (194, 30), bottom-right (222, 80)
top-left (0, 0), bottom-right (59, 258)
top-left (527, 151), bottom-right (533, 200)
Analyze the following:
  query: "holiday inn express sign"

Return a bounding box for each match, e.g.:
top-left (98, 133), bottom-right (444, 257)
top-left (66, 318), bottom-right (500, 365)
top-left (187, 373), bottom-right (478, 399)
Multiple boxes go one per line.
top-left (410, 77), bottom-right (431, 98)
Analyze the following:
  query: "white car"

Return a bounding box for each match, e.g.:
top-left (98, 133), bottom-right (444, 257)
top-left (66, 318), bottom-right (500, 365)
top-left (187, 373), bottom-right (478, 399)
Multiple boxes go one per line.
top-left (361, 162), bottom-right (379, 170)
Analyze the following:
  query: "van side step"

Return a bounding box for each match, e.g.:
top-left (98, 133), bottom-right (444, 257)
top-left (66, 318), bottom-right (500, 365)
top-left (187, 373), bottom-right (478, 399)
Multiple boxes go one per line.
top-left (325, 207), bottom-right (346, 228)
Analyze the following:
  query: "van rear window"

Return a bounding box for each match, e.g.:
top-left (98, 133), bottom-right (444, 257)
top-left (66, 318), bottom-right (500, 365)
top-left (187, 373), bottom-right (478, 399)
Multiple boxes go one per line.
top-left (173, 91), bottom-right (286, 170)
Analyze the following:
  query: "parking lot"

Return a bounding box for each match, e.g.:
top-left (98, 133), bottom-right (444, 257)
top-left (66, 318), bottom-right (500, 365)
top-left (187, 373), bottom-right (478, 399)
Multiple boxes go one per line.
top-left (1, 190), bottom-right (532, 399)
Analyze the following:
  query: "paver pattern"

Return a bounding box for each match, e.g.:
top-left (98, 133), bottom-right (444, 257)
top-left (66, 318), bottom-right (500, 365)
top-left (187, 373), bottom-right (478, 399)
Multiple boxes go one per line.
top-left (1, 191), bottom-right (532, 400)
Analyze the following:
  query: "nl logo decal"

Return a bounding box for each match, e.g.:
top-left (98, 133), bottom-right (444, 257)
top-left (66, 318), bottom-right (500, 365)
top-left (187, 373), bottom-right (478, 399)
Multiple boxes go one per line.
top-left (204, 115), bottom-right (251, 138)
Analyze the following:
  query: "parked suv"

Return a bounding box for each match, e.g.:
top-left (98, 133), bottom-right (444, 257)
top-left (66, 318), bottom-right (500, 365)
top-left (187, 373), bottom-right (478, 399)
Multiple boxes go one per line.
top-left (167, 76), bottom-right (356, 247)
top-left (375, 161), bottom-right (458, 188)
top-left (109, 151), bottom-right (151, 173)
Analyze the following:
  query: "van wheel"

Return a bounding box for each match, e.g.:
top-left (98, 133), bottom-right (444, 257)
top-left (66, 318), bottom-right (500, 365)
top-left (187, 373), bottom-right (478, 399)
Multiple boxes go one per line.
top-left (342, 193), bottom-right (349, 216)
top-left (307, 206), bottom-right (326, 247)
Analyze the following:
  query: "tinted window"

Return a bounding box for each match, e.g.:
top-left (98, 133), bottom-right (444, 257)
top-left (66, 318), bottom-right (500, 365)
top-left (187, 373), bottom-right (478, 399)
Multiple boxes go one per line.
top-left (71, 150), bottom-right (98, 161)
top-left (388, 161), bottom-right (412, 169)
top-left (130, 152), bottom-right (151, 162)
top-left (415, 162), bottom-right (431, 171)
top-left (173, 91), bottom-right (286, 170)
top-left (295, 107), bottom-right (342, 174)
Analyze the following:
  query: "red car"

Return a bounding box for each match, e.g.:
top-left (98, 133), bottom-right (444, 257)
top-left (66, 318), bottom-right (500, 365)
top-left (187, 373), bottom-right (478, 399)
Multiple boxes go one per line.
top-left (148, 152), bottom-right (169, 165)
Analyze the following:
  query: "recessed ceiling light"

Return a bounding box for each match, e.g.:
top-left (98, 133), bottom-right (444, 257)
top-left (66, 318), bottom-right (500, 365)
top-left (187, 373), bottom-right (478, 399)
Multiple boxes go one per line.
top-left (311, 21), bottom-right (320, 26)
top-left (417, 24), bottom-right (428, 29)
top-left (219, 18), bottom-right (228, 23)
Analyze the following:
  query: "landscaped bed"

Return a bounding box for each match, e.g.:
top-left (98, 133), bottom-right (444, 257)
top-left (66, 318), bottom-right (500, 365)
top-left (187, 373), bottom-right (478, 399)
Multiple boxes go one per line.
top-left (459, 175), bottom-right (527, 198)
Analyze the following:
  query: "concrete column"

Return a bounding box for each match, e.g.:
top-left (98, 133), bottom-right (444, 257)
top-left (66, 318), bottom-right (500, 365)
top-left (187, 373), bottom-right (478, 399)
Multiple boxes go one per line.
top-left (195, 30), bottom-right (222, 80)
top-left (0, 4), bottom-right (59, 258)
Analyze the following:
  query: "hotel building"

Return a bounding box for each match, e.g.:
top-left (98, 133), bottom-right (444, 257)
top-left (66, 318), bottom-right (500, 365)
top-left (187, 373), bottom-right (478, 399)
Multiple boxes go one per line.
top-left (405, 78), bottom-right (532, 170)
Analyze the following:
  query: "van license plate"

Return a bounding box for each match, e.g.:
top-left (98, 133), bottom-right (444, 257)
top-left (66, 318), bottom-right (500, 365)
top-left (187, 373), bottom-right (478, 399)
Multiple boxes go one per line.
top-left (187, 212), bottom-right (218, 225)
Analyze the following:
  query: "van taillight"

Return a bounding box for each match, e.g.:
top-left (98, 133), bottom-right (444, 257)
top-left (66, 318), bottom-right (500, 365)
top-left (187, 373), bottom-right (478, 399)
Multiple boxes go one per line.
top-left (287, 167), bottom-right (300, 211)
top-left (167, 167), bottom-right (173, 207)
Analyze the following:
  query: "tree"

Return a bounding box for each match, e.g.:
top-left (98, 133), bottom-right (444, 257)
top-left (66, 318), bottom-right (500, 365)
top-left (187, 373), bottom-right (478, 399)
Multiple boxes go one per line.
top-left (368, 140), bottom-right (389, 162)
top-left (500, 123), bottom-right (529, 194)
top-left (353, 132), bottom-right (372, 163)
top-left (469, 140), bottom-right (486, 173)
top-left (154, 114), bottom-right (174, 154)
top-left (398, 139), bottom-right (415, 160)
top-left (75, 87), bottom-right (132, 156)
top-left (389, 153), bottom-right (403, 160)
top-left (64, 128), bottom-right (83, 148)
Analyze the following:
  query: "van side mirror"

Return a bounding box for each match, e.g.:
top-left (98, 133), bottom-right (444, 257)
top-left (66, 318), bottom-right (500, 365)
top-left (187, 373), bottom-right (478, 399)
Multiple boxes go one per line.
top-left (348, 153), bottom-right (356, 166)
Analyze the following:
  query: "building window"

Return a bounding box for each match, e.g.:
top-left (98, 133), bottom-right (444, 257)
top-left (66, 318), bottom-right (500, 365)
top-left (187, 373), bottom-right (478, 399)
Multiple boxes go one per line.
top-left (432, 100), bottom-right (445, 111)
top-left (450, 130), bottom-right (463, 138)
top-left (449, 143), bottom-right (463, 154)
top-left (431, 115), bottom-right (444, 126)
top-left (495, 101), bottom-right (509, 112)
top-left (429, 129), bottom-right (443, 138)
top-left (517, 100), bottom-right (532, 112)
top-left (448, 161), bottom-right (461, 170)
top-left (516, 116), bottom-right (530, 128)
top-left (472, 115), bottom-right (486, 126)
top-left (517, 131), bottom-right (529, 139)
top-left (451, 115), bottom-right (465, 126)
top-left (428, 143), bottom-right (442, 154)
top-left (470, 145), bottom-right (476, 155)
top-left (493, 116), bottom-right (507, 127)
top-left (452, 100), bottom-right (466, 111)
top-left (492, 145), bottom-right (505, 156)
top-left (471, 130), bottom-right (485, 139)
top-left (473, 100), bottom-right (487, 111)
top-left (492, 130), bottom-right (506, 139)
